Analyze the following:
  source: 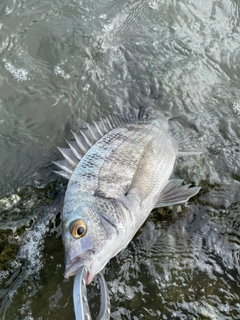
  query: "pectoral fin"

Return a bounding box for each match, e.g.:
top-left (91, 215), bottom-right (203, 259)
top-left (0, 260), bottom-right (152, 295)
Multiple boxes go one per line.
top-left (127, 139), bottom-right (156, 201)
top-left (154, 179), bottom-right (200, 208)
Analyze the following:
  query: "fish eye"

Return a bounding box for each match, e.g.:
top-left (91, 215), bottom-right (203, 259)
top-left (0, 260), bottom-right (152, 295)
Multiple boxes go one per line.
top-left (70, 220), bottom-right (87, 239)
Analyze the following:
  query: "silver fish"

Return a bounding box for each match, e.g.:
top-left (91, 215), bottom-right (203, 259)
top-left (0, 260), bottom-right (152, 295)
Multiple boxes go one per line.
top-left (54, 108), bottom-right (200, 284)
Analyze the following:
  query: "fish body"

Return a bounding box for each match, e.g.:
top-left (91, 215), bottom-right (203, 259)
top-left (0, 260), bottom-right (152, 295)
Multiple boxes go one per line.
top-left (54, 109), bottom-right (200, 284)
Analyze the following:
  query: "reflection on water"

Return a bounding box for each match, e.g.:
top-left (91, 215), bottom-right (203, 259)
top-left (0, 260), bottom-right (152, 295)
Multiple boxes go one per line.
top-left (0, 0), bottom-right (240, 318)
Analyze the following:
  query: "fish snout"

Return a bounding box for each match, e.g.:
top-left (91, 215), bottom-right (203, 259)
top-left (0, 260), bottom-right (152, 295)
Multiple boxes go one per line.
top-left (64, 250), bottom-right (94, 280)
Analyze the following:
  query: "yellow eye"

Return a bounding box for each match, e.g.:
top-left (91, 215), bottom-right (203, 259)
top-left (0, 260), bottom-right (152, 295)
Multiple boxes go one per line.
top-left (70, 220), bottom-right (87, 239)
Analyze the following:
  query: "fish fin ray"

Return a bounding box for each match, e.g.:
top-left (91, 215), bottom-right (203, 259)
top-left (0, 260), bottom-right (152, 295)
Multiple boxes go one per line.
top-left (71, 131), bottom-right (88, 154)
top-left (65, 139), bottom-right (83, 160)
top-left (100, 117), bottom-right (108, 133)
top-left (105, 116), bottom-right (114, 130)
top-left (52, 160), bottom-right (74, 174)
top-left (57, 147), bottom-right (78, 167)
top-left (169, 117), bottom-right (202, 154)
top-left (53, 107), bottom-right (156, 178)
top-left (92, 120), bottom-right (104, 137)
top-left (154, 179), bottom-right (200, 208)
top-left (79, 128), bottom-right (93, 147)
top-left (86, 123), bottom-right (98, 142)
top-left (53, 170), bottom-right (71, 179)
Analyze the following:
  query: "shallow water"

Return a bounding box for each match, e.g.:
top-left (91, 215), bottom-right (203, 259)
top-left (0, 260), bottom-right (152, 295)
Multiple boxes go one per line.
top-left (0, 0), bottom-right (240, 319)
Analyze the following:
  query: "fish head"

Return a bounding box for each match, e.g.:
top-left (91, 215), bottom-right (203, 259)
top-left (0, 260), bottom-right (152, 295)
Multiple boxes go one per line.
top-left (62, 201), bottom-right (123, 284)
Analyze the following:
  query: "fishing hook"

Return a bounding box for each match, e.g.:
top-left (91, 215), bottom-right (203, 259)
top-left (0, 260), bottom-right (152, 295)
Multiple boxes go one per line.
top-left (73, 266), bottom-right (111, 320)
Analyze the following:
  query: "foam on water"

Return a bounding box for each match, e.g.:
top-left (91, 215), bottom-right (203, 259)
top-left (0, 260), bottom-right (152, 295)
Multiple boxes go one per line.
top-left (0, 194), bottom-right (21, 211)
top-left (0, 203), bottom-right (60, 319)
top-left (0, 270), bottom-right (9, 282)
top-left (233, 102), bottom-right (240, 116)
top-left (17, 221), bottom-right (46, 275)
top-left (54, 65), bottom-right (71, 80)
top-left (2, 59), bottom-right (29, 82)
top-left (5, 7), bottom-right (13, 15)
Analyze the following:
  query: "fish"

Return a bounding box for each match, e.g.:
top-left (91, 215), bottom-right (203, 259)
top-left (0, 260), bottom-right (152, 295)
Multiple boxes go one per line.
top-left (53, 107), bottom-right (200, 284)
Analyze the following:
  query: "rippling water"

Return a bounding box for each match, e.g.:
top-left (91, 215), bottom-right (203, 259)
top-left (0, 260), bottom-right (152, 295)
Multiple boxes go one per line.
top-left (0, 0), bottom-right (240, 319)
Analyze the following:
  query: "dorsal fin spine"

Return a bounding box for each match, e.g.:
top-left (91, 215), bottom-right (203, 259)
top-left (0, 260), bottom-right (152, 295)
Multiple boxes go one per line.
top-left (53, 108), bottom-right (152, 180)
top-left (109, 115), bottom-right (116, 127)
top-left (66, 139), bottom-right (82, 160)
top-left (79, 129), bottom-right (92, 147)
top-left (100, 118), bottom-right (108, 133)
top-left (106, 116), bottom-right (113, 130)
top-left (52, 160), bottom-right (74, 173)
top-left (112, 115), bottom-right (118, 125)
top-left (57, 147), bottom-right (78, 167)
top-left (86, 123), bottom-right (98, 142)
top-left (71, 131), bottom-right (88, 154)
top-left (114, 115), bottom-right (121, 125)
top-left (93, 120), bottom-right (104, 137)
top-left (53, 170), bottom-right (71, 179)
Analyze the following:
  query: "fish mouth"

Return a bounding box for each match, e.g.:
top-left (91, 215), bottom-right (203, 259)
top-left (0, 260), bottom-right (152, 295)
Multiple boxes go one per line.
top-left (64, 250), bottom-right (94, 284)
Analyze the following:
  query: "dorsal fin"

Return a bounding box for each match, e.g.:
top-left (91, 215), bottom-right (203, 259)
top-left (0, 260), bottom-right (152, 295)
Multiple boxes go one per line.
top-left (53, 108), bottom-right (153, 179)
top-left (65, 139), bottom-right (83, 160)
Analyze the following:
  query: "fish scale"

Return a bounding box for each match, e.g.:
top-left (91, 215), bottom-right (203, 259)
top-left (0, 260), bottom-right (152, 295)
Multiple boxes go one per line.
top-left (53, 108), bottom-right (201, 283)
top-left (66, 128), bottom-right (127, 197)
top-left (97, 126), bottom-right (152, 198)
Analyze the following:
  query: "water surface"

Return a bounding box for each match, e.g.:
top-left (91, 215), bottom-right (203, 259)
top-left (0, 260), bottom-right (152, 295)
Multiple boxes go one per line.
top-left (0, 0), bottom-right (240, 319)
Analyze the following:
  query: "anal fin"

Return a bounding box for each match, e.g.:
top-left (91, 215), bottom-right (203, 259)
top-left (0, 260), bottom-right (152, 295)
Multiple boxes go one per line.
top-left (154, 179), bottom-right (200, 208)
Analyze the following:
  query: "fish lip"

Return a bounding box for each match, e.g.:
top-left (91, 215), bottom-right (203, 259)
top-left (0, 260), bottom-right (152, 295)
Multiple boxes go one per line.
top-left (65, 266), bottom-right (92, 285)
top-left (64, 250), bottom-right (94, 283)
